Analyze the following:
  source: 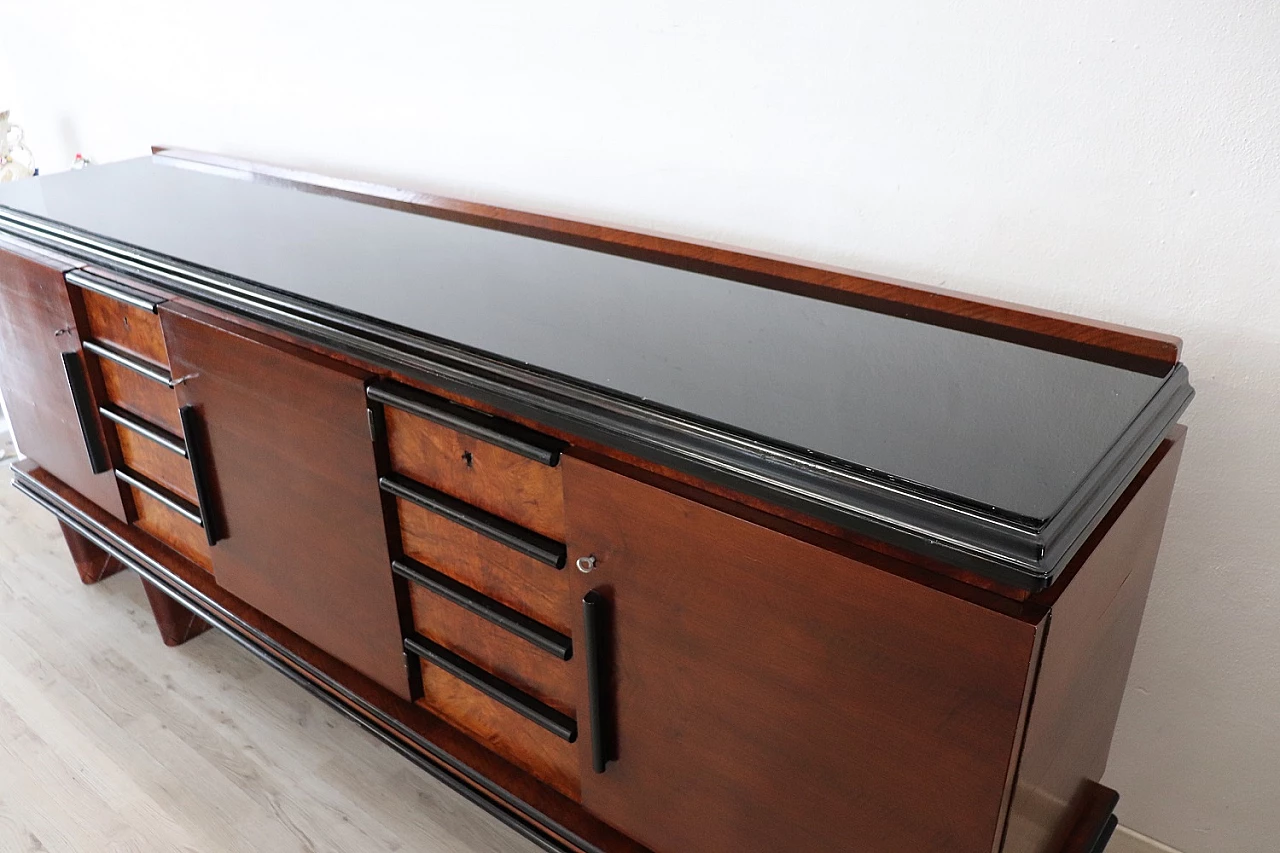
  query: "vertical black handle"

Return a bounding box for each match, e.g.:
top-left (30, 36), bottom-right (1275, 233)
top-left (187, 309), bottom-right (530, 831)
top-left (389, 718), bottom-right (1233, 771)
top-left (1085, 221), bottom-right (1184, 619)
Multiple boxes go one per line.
top-left (583, 590), bottom-right (614, 773)
top-left (61, 351), bottom-right (110, 474)
top-left (179, 404), bottom-right (220, 546)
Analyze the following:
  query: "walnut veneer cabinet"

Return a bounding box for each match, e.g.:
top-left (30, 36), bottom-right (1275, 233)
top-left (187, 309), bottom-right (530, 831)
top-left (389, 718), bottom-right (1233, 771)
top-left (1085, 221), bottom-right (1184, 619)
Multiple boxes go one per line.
top-left (0, 150), bottom-right (1193, 853)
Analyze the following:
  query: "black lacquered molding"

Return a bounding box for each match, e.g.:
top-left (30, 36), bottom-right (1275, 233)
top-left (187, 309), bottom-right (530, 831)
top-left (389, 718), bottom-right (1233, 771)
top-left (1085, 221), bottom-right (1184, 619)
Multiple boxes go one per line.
top-left (114, 467), bottom-right (202, 526)
top-left (98, 404), bottom-right (187, 457)
top-left (61, 351), bottom-right (111, 474)
top-left (393, 558), bottom-right (572, 660)
top-left (582, 591), bottom-right (614, 774)
top-left (404, 634), bottom-right (578, 743)
top-left (66, 268), bottom-right (163, 313)
top-left (380, 473), bottom-right (566, 569)
top-left (82, 339), bottom-right (174, 386)
top-left (179, 404), bottom-right (221, 547)
top-left (369, 380), bottom-right (565, 466)
top-left (0, 207), bottom-right (1195, 591)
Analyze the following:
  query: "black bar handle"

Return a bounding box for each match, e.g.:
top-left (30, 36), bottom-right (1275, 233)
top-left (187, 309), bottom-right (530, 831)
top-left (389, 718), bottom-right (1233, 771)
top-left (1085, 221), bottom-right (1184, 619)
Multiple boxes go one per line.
top-left (393, 558), bottom-right (572, 660)
top-left (404, 634), bottom-right (577, 743)
top-left (61, 351), bottom-right (111, 474)
top-left (380, 473), bottom-right (566, 568)
top-left (368, 380), bottom-right (565, 466)
top-left (66, 269), bottom-right (163, 313)
top-left (583, 590), bottom-right (614, 773)
top-left (179, 404), bottom-right (220, 547)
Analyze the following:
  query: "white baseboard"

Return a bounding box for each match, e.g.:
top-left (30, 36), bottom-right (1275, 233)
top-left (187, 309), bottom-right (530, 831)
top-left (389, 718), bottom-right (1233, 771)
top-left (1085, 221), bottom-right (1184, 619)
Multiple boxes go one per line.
top-left (1109, 825), bottom-right (1184, 853)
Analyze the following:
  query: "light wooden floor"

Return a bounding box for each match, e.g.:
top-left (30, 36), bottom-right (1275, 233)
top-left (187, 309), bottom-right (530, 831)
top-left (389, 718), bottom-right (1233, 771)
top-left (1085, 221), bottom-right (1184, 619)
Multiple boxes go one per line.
top-left (0, 455), bottom-right (543, 853)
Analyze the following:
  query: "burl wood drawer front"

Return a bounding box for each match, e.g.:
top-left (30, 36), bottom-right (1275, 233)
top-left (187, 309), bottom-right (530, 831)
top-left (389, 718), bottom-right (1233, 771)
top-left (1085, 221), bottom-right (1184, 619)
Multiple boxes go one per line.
top-left (90, 343), bottom-right (183, 436)
top-left (371, 380), bottom-right (567, 542)
top-left (121, 477), bottom-right (212, 572)
top-left (101, 406), bottom-right (197, 504)
top-left (564, 456), bottom-right (1045, 853)
top-left (399, 559), bottom-right (574, 713)
top-left (394, 496), bottom-right (572, 635)
top-left (413, 657), bottom-right (580, 801)
top-left (70, 273), bottom-right (171, 367)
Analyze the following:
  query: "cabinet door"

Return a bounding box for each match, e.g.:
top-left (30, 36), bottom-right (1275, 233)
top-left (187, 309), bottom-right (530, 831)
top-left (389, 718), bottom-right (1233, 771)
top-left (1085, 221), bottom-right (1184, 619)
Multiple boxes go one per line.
top-left (563, 456), bottom-right (1041, 853)
top-left (160, 304), bottom-right (410, 698)
top-left (0, 245), bottom-right (126, 520)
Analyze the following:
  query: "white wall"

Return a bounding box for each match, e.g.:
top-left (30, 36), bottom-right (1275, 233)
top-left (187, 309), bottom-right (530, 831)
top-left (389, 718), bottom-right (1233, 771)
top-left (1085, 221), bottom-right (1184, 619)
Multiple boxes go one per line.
top-left (3, 3), bottom-right (1277, 851)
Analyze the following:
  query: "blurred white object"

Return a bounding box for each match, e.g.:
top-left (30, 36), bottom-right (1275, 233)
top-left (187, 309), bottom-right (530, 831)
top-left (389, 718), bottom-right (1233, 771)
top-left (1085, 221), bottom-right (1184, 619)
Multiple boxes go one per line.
top-left (0, 110), bottom-right (36, 182)
top-left (72, 152), bottom-right (92, 169)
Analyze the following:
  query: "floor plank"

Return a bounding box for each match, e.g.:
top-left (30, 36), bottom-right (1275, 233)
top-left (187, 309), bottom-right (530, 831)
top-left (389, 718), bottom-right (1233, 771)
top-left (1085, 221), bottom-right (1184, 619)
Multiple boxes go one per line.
top-left (0, 456), bottom-right (544, 853)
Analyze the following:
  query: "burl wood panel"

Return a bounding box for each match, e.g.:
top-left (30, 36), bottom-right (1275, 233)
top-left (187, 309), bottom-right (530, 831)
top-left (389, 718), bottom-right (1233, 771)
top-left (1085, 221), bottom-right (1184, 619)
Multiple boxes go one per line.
top-left (126, 485), bottom-right (212, 573)
top-left (385, 406), bottom-right (566, 542)
top-left (398, 497), bottom-right (572, 635)
top-left (563, 454), bottom-right (1043, 853)
top-left (59, 520), bottom-right (125, 584)
top-left (161, 303), bottom-right (411, 699)
top-left (115, 427), bottom-right (197, 504)
top-left (75, 287), bottom-right (171, 367)
top-left (408, 583), bottom-right (576, 715)
top-left (96, 358), bottom-right (183, 435)
top-left (0, 248), bottom-right (126, 520)
top-left (417, 661), bottom-right (581, 802)
top-left (1002, 428), bottom-right (1186, 853)
top-left (139, 577), bottom-right (211, 646)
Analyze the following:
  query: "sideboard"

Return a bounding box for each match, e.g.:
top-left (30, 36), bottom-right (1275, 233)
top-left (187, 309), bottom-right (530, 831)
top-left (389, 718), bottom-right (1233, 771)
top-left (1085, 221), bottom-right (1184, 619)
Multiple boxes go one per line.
top-left (0, 148), bottom-right (1192, 853)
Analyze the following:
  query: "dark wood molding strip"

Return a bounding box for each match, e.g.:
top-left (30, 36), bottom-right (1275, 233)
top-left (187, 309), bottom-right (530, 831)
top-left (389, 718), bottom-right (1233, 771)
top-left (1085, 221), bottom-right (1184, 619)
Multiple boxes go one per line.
top-left (114, 467), bottom-right (203, 526)
top-left (380, 473), bottom-right (567, 569)
top-left (404, 634), bottom-right (578, 743)
top-left (369, 379), bottom-right (565, 466)
top-left (151, 147), bottom-right (1181, 375)
top-left (83, 338), bottom-right (174, 386)
top-left (392, 558), bottom-right (572, 660)
top-left (98, 404), bottom-right (187, 457)
top-left (12, 462), bottom-right (635, 853)
top-left (66, 268), bottom-right (164, 313)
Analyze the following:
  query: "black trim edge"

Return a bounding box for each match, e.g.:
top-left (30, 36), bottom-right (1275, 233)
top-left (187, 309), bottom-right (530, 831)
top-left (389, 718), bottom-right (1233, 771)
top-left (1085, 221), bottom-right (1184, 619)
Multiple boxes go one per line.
top-left (369, 380), bottom-right (565, 466)
top-left (66, 268), bottom-right (163, 313)
top-left (114, 467), bottom-right (203, 527)
top-left (393, 558), bottom-right (572, 660)
top-left (404, 634), bottom-right (577, 743)
top-left (82, 338), bottom-right (174, 386)
top-left (99, 404), bottom-right (187, 457)
top-left (380, 473), bottom-right (567, 569)
top-left (10, 467), bottom-right (598, 853)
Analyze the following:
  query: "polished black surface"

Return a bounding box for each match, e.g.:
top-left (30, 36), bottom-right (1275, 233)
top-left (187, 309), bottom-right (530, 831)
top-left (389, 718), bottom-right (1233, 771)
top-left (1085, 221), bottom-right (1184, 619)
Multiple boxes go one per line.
top-left (0, 156), bottom-right (1173, 528)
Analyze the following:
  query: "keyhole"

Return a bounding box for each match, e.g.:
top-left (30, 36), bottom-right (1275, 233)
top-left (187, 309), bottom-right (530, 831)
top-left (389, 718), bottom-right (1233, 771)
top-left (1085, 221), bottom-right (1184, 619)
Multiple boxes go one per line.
top-left (122, 316), bottom-right (131, 331)
top-left (461, 450), bottom-right (473, 468)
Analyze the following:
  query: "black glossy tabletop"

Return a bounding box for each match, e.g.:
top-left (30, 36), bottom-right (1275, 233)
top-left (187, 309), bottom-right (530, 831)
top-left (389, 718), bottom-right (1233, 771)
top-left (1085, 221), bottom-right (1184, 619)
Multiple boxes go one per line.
top-left (0, 157), bottom-right (1170, 526)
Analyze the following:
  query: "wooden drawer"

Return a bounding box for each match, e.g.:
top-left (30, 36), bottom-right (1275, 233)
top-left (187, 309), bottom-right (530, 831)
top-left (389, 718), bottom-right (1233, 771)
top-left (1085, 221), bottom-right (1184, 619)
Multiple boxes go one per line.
top-left (90, 342), bottom-right (183, 436)
top-left (371, 381), bottom-right (567, 541)
top-left (101, 405), bottom-right (197, 504)
top-left (393, 493), bottom-right (572, 635)
top-left (412, 652), bottom-right (579, 801)
top-left (119, 471), bottom-right (212, 572)
top-left (71, 272), bottom-right (171, 367)
top-left (397, 558), bottom-right (574, 711)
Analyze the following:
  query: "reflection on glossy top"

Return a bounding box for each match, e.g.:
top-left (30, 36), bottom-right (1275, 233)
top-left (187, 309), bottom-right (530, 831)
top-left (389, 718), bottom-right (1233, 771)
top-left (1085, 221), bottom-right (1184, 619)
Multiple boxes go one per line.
top-left (0, 157), bottom-right (1170, 524)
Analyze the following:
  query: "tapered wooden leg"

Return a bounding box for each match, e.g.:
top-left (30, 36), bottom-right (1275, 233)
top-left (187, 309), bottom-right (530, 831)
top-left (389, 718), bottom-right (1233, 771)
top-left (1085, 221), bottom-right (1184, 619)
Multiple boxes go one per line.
top-left (140, 578), bottom-right (211, 647)
top-left (59, 521), bottom-right (125, 585)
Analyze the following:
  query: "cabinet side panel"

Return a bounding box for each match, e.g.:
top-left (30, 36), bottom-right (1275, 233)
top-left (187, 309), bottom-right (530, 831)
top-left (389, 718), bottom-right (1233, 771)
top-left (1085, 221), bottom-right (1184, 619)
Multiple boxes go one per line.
top-left (1003, 428), bottom-right (1186, 853)
top-left (0, 247), bottom-right (126, 519)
